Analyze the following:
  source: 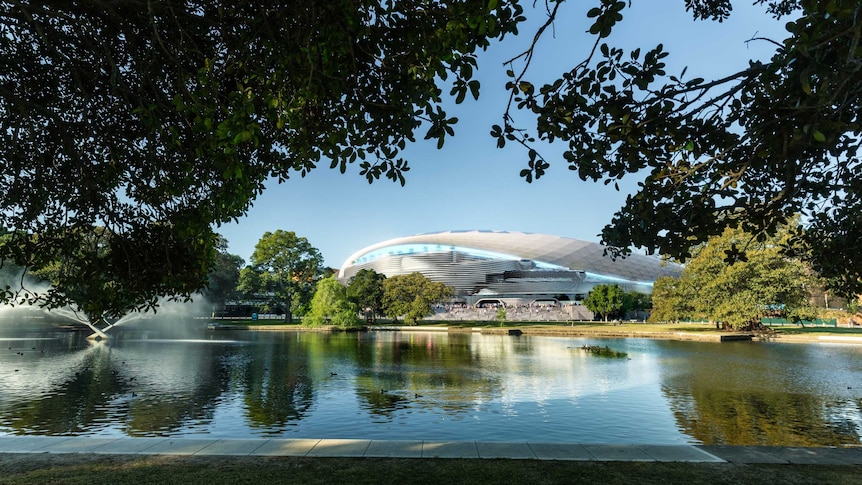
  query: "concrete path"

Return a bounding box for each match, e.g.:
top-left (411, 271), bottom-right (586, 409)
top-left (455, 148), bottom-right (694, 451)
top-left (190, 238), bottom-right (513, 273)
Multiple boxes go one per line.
top-left (0, 436), bottom-right (860, 465)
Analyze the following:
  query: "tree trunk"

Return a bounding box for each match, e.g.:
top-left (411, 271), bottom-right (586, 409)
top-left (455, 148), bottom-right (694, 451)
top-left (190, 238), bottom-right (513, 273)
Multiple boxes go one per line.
top-left (285, 289), bottom-right (293, 323)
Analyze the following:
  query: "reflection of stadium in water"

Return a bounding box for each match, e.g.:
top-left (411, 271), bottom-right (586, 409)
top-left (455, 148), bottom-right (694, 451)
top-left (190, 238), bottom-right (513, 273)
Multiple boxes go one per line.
top-left (339, 230), bottom-right (681, 304)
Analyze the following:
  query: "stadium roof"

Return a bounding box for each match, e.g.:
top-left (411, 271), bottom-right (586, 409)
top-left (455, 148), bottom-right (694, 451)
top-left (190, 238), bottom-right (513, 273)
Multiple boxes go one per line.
top-left (340, 230), bottom-right (680, 284)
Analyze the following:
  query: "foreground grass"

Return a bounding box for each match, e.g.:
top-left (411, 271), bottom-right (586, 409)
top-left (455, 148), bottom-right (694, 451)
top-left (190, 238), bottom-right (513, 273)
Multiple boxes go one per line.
top-left (0, 455), bottom-right (858, 485)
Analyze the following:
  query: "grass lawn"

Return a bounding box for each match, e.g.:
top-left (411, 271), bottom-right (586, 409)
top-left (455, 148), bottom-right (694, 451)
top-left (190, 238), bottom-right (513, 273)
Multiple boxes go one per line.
top-left (212, 318), bottom-right (862, 342)
top-left (0, 454), bottom-right (859, 485)
top-left (768, 325), bottom-right (862, 336)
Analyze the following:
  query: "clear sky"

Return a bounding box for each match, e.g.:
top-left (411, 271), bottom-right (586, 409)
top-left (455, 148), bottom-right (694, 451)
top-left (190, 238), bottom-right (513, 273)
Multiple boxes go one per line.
top-left (217, 2), bottom-right (791, 269)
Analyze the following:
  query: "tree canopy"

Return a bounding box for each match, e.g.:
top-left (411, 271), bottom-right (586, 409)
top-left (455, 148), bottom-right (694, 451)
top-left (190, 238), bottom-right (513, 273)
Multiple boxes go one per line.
top-left (243, 230), bottom-right (323, 322)
top-left (346, 268), bottom-right (387, 323)
top-left (306, 276), bottom-right (361, 329)
top-left (0, 0), bottom-right (523, 318)
top-left (382, 272), bottom-right (453, 324)
top-left (648, 276), bottom-right (695, 325)
top-left (200, 236), bottom-right (244, 313)
top-left (499, 0), bottom-right (862, 297)
top-left (583, 284), bottom-right (625, 321)
top-left (3, 0), bottom-right (861, 319)
top-left (649, 221), bottom-right (817, 329)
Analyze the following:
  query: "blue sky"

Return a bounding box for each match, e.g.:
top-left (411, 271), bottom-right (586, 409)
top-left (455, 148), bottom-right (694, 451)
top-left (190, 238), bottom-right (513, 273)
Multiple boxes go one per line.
top-left (217, 2), bottom-right (791, 269)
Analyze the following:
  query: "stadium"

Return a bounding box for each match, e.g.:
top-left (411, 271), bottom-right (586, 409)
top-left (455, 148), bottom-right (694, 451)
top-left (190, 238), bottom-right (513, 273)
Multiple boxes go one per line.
top-left (337, 230), bottom-right (681, 306)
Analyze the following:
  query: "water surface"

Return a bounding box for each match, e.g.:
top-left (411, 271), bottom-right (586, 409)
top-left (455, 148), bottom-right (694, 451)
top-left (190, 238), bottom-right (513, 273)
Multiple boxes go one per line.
top-left (1, 323), bottom-right (859, 446)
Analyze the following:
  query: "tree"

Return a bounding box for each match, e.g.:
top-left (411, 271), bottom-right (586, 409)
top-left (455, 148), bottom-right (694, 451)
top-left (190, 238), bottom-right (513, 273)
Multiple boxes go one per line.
top-left (649, 222), bottom-right (817, 330)
top-left (8, 0), bottom-right (861, 318)
top-left (649, 276), bottom-right (695, 324)
top-left (382, 272), bottom-right (453, 325)
top-left (201, 236), bottom-right (244, 314)
top-left (237, 267), bottom-right (263, 301)
top-left (245, 231), bottom-right (323, 323)
top-left (306, 277), bottom-right (361, 329)
top-left (0, 1), bottom-right (524, 318)
top-left (622, 291), bottom-right (652, 320)
top-left (497, 0), bottom-right (862, 298)
top-left (12, 225), bottom-right (211, 322)
top-left (584, 284), bottom-right (625, 322)
top-left (289, 286), bottom-right (315, 320)
top-left (495, 306), bottom-right (508, 326)
top-left (346, 269), bottom-right (387, 323)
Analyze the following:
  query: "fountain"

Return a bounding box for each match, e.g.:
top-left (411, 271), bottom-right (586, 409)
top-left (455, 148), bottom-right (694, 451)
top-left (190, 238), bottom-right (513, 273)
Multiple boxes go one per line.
top-left (1, 296), bottom-right (209, 341)
top-left (83, 315), bottom-right (117, 341)
top-left (80, 301), bottom-right (207, 340)
top-left (0, 269), bottom-right (212, 340)
top-left (9, 305), bottom-right (115, 341)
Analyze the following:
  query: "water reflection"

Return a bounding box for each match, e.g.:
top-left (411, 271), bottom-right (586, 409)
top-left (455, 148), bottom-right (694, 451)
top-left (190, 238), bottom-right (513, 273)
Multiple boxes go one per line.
top-left (352, 332), bottom-right (500, 417)
top-left (1, 329), bottom-right (237, 436)
top-left (238, 333), bottom-right (314, 433)
top-left (657, 340), bottom-right (862, 446)
top-left (0, 323), bottom-right (860, 446)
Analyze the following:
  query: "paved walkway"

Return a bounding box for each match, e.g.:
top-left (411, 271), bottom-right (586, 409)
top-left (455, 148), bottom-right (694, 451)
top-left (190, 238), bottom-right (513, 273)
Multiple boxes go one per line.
top-left (0, 436), bottom-right (860, 465)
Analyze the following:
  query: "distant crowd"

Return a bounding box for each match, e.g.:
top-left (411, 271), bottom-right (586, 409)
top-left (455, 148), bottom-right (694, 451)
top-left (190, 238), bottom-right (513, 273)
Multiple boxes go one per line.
top-left (431, 303), bottom-right (595, 322)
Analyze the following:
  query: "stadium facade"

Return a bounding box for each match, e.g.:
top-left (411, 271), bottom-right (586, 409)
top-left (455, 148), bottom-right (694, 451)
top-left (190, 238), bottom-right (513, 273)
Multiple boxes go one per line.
top-left (338, 230), bottom-right (681, 305)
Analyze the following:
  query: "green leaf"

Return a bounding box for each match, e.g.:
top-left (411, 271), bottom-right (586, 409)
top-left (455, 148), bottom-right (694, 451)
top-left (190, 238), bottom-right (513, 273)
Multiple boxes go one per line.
top-left (455, 88), bottom-right (466, 104)
top-left (801, 76), bottom-right (812, 95)
top-left (468, 80), bottom-right (480, 100)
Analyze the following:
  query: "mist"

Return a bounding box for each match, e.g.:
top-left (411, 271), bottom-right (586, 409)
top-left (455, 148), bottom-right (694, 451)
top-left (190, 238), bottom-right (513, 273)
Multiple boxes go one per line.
top-left (0, 264), bottom-right (216, 338)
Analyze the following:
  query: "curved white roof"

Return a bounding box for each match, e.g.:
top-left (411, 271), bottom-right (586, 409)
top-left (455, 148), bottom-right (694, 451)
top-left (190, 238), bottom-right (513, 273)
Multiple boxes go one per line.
top-left (339, 230), bottom-right (680, 283)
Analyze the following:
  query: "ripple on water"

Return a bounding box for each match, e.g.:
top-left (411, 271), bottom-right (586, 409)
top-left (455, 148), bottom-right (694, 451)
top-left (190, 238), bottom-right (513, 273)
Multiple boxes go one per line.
top-left (0, 330), bottom-right (859, 445)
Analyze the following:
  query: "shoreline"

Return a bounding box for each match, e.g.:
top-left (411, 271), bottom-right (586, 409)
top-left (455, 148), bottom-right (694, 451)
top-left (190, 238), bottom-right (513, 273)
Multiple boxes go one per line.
top-left (241, 322), bottom-right (862, 344)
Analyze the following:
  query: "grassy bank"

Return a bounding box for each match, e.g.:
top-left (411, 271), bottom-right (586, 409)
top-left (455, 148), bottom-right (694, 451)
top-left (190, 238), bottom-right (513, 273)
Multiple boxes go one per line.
top-left (0, 454), bottom-right (859, 485)
top-left (766, 325), bottom-right (862, 336)
top-left (222, 319), bottom-right (726, 333)
top-left (213, 318), bottom-right (862, 342)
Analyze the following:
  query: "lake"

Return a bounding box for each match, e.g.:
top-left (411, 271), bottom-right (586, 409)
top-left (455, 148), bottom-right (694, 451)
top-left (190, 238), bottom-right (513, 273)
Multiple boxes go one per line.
top-left (1, 322), bottom-right (860, 446)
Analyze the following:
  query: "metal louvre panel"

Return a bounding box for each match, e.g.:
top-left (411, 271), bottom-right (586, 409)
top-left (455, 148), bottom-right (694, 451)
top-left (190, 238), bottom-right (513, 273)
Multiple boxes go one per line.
top-left (343, 253), bottom-right (519, 294)
top-left (339, 231), bottom-right (681, 294)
